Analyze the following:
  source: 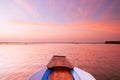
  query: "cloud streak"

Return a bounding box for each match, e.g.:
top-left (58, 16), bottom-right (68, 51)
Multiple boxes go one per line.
top-left (0, 19), bottom-right (120, 42)
top-left (46, 0), bottom-right (120, 22)
top-left (14, 0), bottom-right (39, 17)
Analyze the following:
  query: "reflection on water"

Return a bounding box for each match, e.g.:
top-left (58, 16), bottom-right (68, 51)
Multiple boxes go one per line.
top-left (0, 44), bottom-right (120, 80)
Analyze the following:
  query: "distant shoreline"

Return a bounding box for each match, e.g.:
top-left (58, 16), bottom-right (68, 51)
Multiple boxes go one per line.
top-left (0, 41), bottom-right (120, 44)
top-left (105, 41), bottom-right (120, 44)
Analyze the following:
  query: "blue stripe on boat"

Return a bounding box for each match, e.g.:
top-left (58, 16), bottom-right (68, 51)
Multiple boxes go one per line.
top-left (71, 69), bottom-right (80, 80)
top-left (28, 66), bottom-right (47, 80)
top-left (42, 69), bottom-right (51, 80)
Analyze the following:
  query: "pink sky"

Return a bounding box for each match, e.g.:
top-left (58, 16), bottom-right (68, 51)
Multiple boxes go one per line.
top-left (0, 0), bottom-right (120, 42)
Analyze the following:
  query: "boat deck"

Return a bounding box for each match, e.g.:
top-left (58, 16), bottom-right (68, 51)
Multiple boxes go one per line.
top-left (48, 67), bottom-right (73, 80)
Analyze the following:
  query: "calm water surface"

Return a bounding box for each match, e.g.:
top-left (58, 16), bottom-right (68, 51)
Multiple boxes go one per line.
top-left (0, 44), bottom-right (120, 80)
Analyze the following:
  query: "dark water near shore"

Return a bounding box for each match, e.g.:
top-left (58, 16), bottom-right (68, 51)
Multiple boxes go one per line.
top-left (0, 44), bottom-right (120, 80)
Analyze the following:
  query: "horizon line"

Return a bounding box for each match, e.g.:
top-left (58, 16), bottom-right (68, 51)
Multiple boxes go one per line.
top-left (0, 42), bottom-right (105, 44)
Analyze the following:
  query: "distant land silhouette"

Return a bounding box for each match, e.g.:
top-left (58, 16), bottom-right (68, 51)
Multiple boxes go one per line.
top-left (0, 41), bottom-right (120, 44)
top-left (105, 41), bottom-right (120, 44)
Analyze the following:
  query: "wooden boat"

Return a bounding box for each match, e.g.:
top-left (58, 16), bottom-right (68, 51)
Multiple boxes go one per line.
top-left (28, 55), bottom-right (96, 80)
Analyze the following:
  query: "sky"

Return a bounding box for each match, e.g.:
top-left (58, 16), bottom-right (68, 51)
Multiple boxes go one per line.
top-left (0, 0), bottom-right (120, 42)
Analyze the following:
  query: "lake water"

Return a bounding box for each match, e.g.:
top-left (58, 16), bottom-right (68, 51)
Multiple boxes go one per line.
top-left (0, 44), bottom-right (120, 80)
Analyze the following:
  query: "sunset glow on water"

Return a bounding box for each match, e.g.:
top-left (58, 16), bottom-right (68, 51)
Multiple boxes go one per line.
top-left (0, 44), bottom-right (120, 80)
